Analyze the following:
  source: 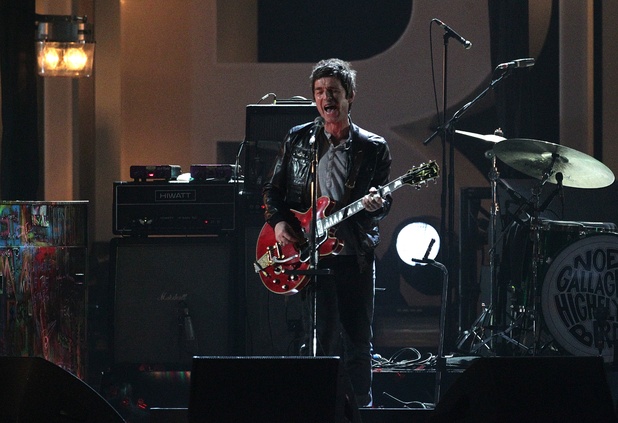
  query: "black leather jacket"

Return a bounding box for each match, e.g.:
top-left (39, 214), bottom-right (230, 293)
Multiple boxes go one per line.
top-left (262, 120), bottom-right (392, 256)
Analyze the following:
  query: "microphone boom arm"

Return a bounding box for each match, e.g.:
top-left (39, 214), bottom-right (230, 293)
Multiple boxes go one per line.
top-left (424, 71), bottom-right (509, 145)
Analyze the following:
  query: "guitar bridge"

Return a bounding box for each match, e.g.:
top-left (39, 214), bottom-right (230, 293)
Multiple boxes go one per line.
top-left (254, 243), bottom-right (299, 274)
top-left (268, 243), bottom-right (282, 262)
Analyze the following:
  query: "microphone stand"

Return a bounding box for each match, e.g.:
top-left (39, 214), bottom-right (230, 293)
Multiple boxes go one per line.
top-left (413, 242), bottom-right (447, 405)
top-left (285, 124), bottom-right (333, 357)
top-left (309, 129), bottom-right (321, 356)
top-left (423, 67), bottom-right (514, 348)
top-left (423, 69), bottom-right (514, 144)
top-left (298, 124), bottom-right (333, 356)
top-left (267, 120), bottom-right (334, 358)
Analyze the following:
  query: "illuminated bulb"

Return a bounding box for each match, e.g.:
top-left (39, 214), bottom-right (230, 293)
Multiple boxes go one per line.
top-left (64, 47), bottom-right (88, 71)
top-left (43, 47), bottom-right (60, 69)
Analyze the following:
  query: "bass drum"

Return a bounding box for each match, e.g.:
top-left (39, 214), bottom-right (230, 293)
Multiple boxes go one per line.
top-left (541, 232), bottom-right (618, 361)
top-left (506, 220), bottom-right (614, 312)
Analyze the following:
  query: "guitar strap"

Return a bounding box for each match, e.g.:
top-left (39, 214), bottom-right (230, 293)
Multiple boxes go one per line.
top-left (341, 130), bottom-right (367, 206)
top-left (342, 133), bottom-right (369, 269)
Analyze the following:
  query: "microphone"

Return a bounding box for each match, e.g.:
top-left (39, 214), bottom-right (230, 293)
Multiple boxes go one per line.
top-left (309, 116), bottom-right (324, 145)
top-left (495, 58), bottom-right (535, 71)
top-left (433, 18), bottom-right (472, 50)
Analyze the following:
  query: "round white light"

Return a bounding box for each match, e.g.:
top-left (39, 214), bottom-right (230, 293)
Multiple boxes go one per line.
top-left (395, 222), bottom-right (440, 266)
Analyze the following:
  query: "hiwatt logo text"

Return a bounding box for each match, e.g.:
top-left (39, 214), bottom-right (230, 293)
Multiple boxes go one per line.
top-left (155, 190), bottom-right (196, 202)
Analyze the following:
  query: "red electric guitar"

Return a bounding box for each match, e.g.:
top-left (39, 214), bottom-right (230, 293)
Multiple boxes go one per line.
top-left (254, 161), bottom-right (439, 295)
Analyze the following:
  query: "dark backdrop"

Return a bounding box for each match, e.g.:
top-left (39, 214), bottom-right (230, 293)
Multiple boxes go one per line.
top-left (0, 0), bottom-right (39, 200)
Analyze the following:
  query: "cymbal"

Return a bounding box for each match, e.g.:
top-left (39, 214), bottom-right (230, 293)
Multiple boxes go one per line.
top-left (493, 138), bottom-right (615, 188)
top-left (455, 130), bottom-right (506, 144)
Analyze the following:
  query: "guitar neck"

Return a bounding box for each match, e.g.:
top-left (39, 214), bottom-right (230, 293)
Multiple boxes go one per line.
top-left (319, 175), bottom-right (405, 232)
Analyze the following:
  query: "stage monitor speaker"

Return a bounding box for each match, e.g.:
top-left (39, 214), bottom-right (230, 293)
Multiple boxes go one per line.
top-left (244, 103), bottom-right (319, 195)
top-left (0, 357), bottom-right (124, 422)
top-left (431, 356), bottom-right (617, 423)
top-left (111, 237), bottom-right (237, 365)
top-left (188, 356), bottom-right (360, 423)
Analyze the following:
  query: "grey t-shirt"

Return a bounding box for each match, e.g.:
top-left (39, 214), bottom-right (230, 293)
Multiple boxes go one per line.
top-left (318, 132), bottom-right (354, 255)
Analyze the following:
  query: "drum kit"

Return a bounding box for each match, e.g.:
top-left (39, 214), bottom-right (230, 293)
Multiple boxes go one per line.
top-left (455, 131), bottom-right (617, 362)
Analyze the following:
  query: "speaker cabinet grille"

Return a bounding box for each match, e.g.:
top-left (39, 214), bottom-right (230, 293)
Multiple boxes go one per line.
top-left (243, 104), bottom-right (319, 196)
top-left (111, 237), bottom-right (236, 365)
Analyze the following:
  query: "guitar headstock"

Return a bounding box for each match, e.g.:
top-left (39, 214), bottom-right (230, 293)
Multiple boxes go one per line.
top-left (401, 161), bottom-right (440, 187)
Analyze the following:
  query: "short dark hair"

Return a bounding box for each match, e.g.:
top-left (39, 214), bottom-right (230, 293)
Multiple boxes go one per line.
top-left (310, 58), bottom-right (357, 99)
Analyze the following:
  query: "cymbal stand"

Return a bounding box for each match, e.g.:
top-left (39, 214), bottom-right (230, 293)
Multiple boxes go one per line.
top-left (464, 307), bottom-right (531, 355)
top-left (528, 155), bottom-right (558, 355)
top-left (486, 149), bottom-right (500, 350)
top-left (485, 148), bottom-right (536, 354)
top-left (457, 146), bottom-right (531, 356)
top-left (455, 304), bottom-right (493, 354)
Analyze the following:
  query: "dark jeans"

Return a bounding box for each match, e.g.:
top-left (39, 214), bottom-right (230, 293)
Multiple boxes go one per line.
top-left (302, 254), bottom-right (375, 406)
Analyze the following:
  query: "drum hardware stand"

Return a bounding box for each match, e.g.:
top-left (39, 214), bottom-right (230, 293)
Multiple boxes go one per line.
top-left (456, 302), bottom-right (532, 355)
top-left (458, 139), bottom-right (530, 355)
top-left (455, 303), bottom-right (494, 355)
top-left (456, 182), bottom-right (542, 356)
top-left (486, 146), bottom-right (501, 351)
top-left (471, 318), bottom-right (531, 355)
top-left (528, 160), bottom-right (561, 355)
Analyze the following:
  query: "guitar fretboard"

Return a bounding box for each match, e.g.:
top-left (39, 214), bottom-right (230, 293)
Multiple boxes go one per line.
top-left (317, 175), bottom-right (406, 234)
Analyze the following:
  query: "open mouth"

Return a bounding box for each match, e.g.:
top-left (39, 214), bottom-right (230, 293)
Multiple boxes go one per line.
top-left (324, 104), bottom-right (337, 114)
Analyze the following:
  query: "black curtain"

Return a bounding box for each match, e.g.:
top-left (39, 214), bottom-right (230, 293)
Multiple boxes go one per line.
top-left (488, 0), bottom-right (531, 139)
top-left (0, 0), bottom-right (39, 200)
top-left (488, 0), bottom-right (559, 143)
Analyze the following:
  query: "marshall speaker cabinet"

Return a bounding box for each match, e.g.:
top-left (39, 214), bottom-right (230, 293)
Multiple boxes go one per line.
top-left (110, 236), bottom-right (238, 365)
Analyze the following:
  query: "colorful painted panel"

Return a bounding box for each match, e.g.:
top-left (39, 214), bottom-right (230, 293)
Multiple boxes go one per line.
top-left (0, 201), bottom-right (87, 247)
top-left (0, 202), bottom-right (87, 379)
